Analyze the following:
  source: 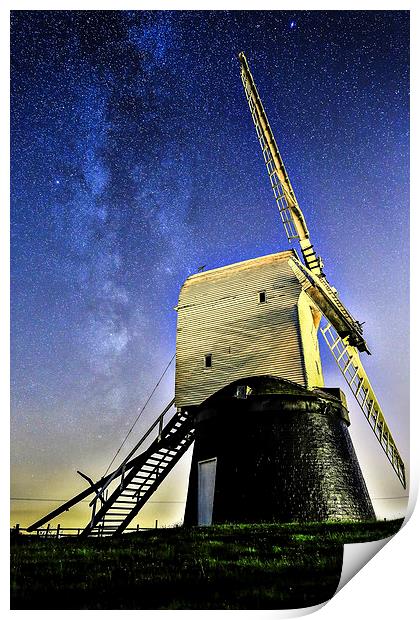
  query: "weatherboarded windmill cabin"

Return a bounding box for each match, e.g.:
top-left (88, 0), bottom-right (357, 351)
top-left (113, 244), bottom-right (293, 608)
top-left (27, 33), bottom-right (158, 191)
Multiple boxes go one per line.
top-left (175, 250), bottom-right (324, 406)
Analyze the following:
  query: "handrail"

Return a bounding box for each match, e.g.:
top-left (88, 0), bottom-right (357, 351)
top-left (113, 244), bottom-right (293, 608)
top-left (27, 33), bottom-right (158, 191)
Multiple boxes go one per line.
top-left (90, 399), bottom-right (175, 503)
top-left (26, 399), bottom-right (176, 532)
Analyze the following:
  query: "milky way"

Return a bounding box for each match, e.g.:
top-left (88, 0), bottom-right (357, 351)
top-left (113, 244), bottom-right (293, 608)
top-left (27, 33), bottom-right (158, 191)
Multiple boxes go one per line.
top-left (11, 11), bottom-right (409, 525)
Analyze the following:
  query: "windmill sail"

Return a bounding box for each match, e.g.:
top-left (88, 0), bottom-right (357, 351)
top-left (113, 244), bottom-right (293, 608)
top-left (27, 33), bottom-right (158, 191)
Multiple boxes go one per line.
top-left (239, 52), bottom-right (366, 352)
top-left (239, 52), bottom-right (407, 488)
top-left (239, 52), bottom-right (323, 277)
top-left (321, 322), bottom-right (406, 488)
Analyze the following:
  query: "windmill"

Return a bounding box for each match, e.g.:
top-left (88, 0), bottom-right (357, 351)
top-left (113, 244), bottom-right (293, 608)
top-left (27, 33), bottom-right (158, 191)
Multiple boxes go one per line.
top-left (27, 53), bottom-right (406, 537)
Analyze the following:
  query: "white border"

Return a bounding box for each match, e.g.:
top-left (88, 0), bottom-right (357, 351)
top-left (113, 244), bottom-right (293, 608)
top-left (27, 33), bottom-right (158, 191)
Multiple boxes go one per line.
top-left (3, 3), bottom-right (417, 619)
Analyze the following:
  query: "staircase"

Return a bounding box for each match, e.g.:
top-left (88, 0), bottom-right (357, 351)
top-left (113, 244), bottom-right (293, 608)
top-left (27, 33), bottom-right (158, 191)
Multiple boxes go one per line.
top-left (321, 321), bottom-right (406, 488)
top-left (80, 407), bottom-right (195, 537)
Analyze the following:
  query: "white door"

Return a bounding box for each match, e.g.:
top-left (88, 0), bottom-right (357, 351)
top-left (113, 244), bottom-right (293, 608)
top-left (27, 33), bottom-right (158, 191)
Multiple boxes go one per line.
top-left (197, 458), bottom-right (217, 526)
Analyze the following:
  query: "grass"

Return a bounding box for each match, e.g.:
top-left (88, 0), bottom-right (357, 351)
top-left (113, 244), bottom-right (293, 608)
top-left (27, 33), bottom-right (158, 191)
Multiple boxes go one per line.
top-left (10, 519), bottom-right (403, 610)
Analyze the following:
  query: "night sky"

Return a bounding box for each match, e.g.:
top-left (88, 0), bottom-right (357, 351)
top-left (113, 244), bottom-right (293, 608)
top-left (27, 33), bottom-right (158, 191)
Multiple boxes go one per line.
top-left (11, 10), bottom-right (409, 528)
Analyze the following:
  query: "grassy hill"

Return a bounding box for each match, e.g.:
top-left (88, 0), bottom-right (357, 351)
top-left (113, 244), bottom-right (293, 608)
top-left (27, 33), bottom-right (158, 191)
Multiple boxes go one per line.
top-left (11, 519), bottom-right (403, 610)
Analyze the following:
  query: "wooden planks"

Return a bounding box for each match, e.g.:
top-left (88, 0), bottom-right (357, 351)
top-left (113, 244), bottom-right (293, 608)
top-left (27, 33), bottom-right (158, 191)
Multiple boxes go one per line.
top-left (175, 251), bottom-right (323, 407)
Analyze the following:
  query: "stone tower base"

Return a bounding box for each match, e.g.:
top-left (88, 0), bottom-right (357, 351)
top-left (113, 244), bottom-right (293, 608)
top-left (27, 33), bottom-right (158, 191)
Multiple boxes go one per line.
top-left (183, 376), bottom-right (375, 525)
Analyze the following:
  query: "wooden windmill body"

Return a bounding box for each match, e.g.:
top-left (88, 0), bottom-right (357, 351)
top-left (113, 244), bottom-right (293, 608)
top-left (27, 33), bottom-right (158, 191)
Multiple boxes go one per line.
top-left (175, 250), bottom-right (324, 409)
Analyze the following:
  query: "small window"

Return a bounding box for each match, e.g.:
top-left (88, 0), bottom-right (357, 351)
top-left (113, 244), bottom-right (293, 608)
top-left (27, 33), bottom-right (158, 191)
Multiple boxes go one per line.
top-left (259, 291), bottom-right (266, 304)
top-left (235, 385), bottom-right (247, 399)
top-left (204, 354), bottom-right (212, 369)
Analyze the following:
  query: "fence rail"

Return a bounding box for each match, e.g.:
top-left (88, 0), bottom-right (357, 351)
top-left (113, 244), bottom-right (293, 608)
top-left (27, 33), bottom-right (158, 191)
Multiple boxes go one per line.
top-left (10, 521), bottom-right (160, 538)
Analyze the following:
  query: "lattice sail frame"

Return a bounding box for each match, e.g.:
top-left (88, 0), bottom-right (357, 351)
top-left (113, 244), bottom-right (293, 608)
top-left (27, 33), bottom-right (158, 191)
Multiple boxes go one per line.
top-left (240, 53), bottom-right (323, 277)
top-left (241, 68), bottom-right (299, 243)
top-left (321, 322), bottom-right (406, 488)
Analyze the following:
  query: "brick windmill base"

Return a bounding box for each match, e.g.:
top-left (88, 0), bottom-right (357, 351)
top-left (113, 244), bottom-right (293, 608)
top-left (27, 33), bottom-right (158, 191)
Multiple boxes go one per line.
top-left (184, 376), bottom-right (375, 525)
